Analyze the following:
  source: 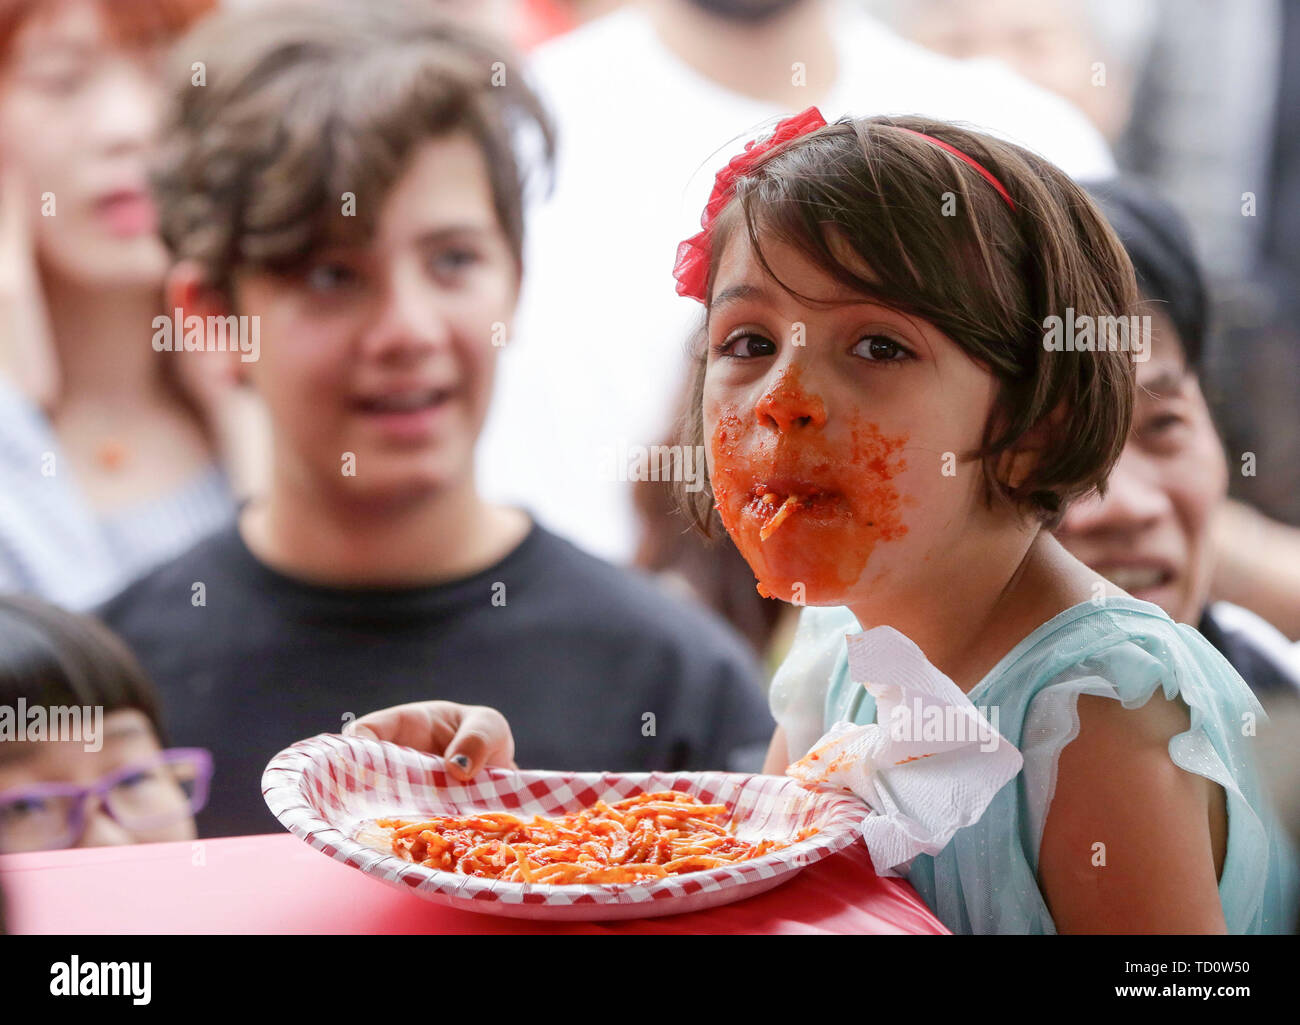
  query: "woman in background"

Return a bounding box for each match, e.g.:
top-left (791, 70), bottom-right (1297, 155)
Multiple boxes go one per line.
top-left (0, 0), bottom-right (236, 609)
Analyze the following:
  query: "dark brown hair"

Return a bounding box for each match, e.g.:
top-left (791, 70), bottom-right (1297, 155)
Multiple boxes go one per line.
top-left (0, 595), bottom-right (165, 744)
top-left (152, 0), bottom-right (554, 294)
top-left (680, 114), bottom-right (1139, 534)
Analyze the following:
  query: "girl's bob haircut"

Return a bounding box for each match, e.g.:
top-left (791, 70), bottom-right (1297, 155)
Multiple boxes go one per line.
top-left (681, 114), bottom-right (1139, 533)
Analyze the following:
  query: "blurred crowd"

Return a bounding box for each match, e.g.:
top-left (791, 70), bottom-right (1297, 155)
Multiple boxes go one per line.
top-left (0, 0), bottom-right (1296, 907)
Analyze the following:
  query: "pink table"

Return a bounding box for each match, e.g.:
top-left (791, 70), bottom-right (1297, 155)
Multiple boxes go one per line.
top-left (1, 832), bottom-right (948, 934)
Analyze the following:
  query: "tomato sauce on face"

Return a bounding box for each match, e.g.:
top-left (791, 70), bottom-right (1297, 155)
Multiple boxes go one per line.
top-left (709, 367), bottom-right (908, 603)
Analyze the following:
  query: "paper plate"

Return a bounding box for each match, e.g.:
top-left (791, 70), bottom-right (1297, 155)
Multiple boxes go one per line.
top-left (262, 733), bottom-right (871, 921)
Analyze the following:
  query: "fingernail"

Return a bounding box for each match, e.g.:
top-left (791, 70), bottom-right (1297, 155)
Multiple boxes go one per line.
top-left (451, 754), bottom-right (470, 772)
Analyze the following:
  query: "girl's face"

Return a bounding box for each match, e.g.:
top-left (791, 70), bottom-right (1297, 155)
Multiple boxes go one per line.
top-left (703, 227), bottom-right (1001, 607)
top-left (0, 0), bottom-right (168, 287)
top-left (234, 134), bottom-right (518, 506)
top-left (0, 709), bottom-right (197, 849)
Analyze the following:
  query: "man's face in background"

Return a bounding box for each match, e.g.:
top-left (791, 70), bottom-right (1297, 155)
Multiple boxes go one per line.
top-left (1056, 310), bottom-right (1229, 624)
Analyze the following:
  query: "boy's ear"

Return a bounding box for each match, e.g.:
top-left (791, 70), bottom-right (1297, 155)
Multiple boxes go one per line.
top-left (164, 260), bottom-right (226, 320)
top-left (163, 261), bottom-right (248, 381)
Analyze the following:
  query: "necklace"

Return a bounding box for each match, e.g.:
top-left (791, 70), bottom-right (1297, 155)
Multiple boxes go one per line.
top-left (94, 439), bottom-right (129, 471)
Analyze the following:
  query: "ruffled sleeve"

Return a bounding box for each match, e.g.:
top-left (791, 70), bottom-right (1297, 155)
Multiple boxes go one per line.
top-left (768, 605), bottom-right (859, 760)
top-left (1019, 623), bottom-right (1300, 934)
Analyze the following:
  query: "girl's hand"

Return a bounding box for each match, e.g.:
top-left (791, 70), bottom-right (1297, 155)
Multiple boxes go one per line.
top-left (0, 162), bottom-right (58, 407)
top-left (343, 701), bottom-right (517, 782)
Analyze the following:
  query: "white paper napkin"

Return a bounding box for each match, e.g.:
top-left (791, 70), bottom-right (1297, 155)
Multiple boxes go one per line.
top-left (786, 625), bottom-right (1023, 875)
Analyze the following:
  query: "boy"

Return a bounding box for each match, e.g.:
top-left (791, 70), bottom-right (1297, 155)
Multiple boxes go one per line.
top-left (100, 1), bottom-right (772, 837)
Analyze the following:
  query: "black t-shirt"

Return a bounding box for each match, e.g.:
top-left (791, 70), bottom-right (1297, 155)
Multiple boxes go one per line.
top-left (98, 521), bottom-right (774, 837)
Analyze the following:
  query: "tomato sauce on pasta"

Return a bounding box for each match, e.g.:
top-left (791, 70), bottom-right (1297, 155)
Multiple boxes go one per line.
top-left (376, 790), bottom-right (814, 884)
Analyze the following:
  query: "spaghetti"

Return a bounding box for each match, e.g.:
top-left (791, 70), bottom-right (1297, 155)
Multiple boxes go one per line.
top-left (375, 790), bottom-right (814, 885)
top-left (759, 493), bottom-right (802, 541)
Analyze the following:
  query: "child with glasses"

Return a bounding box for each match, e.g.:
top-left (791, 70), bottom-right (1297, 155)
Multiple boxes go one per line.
top-left (0, 594), bottom-right (210, 852)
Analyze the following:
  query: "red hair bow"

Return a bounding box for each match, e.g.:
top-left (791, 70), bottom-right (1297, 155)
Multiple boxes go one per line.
top-left (673, 106), bottom-right (828, 303)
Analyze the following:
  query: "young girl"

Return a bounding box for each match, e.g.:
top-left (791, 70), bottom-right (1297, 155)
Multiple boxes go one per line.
top-left (351, 109), bottom-right (1299, 934)
top-left (0, 0), bottom-right (237, 609)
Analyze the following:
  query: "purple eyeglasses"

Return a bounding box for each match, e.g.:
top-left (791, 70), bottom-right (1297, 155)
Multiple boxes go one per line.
top-left (0, 748), bottom-right (213, 853)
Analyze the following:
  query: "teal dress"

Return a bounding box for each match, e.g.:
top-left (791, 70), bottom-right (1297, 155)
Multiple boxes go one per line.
top-left (797, 597), bottom-right (1300, 934)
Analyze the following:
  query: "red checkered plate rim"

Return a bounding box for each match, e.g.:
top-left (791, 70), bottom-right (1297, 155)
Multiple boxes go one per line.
top-left (263, 733), bottom-right (871, 918)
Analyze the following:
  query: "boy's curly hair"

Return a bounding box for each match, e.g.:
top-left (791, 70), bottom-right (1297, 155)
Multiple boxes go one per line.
top-left (152, 0), bottom-right (554, 295)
